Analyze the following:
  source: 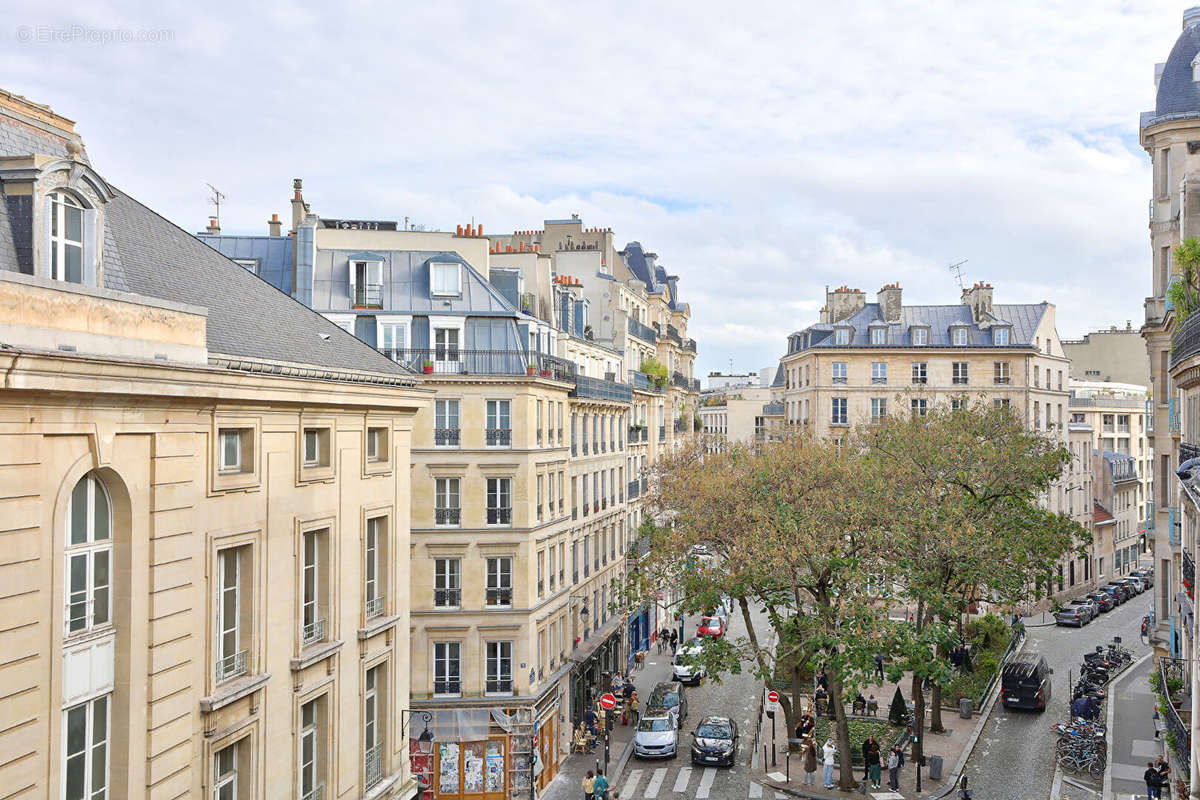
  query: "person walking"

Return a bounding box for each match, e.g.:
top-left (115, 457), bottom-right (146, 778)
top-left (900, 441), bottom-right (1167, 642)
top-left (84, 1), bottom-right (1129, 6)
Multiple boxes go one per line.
top-left (669, 629), bottom-right (678, 653)
top-left (822, 739), bottom-right (837, 789)
top-left (887, 746), bottom-right (901, 791)
top-left (816, 668), bottom-right (829, 692)
top-left (861, 735), bottom-right (876, 781)
top-left (660, 626), bottom-right (671, 653)
top-left (796, 711), bottom-right (815, 740)
top-left (874, 653), bottom-right (886, 684)
top-left (802, 738), bottom-right (818, 785)
top-left (593, 769), bottom-right (610, 800)
top-left (1145, 762), bottom-right (1162, 800)
top-left (1154, 755), bottom-right (1170, 798)
top-left (582, 770), bottom-right (595, 800)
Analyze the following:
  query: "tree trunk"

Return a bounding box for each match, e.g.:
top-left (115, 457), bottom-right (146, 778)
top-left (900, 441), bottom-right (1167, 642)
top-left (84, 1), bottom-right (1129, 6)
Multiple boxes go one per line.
top-left (828, 667), bottom-right (856, 790)
top-left (910, 671), bottom-right (925, 767)
top-left (930, 677), bottom-right (944, 733)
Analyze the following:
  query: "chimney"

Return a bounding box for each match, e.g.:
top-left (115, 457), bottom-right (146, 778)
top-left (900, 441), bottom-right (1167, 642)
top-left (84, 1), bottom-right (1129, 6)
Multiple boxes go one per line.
top-left (267, 213), bottom-right (282, 236)
top-left (825, 285), bottom-right (866, 323)
top-left (961, 281), bottom-right (994, 323)
top-left (1184, 6), bottom-right (1200, 28)
top-left (876, 283), bottom-right (903, 323)
top-left (290, 178), bottom-right (305, 233)
top-left (205, 216), bottom-right (220, 235)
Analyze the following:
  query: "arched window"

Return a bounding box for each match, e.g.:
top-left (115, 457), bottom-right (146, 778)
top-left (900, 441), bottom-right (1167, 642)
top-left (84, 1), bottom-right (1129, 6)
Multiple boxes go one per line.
top-left (65, 473), bottom-right (111, 635)
top-left (49, 191), bottom-right (85, 284)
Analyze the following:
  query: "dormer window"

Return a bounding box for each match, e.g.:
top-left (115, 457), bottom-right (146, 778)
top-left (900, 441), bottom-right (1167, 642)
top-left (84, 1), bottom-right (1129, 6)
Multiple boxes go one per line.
top-left (992, 327), bottom-right (1010, 346)
top-left (833, 328), bottom-right (851, 346)
top-left (911, 327), bottom-right (929, 346)
top-left (48, 191), bottom-right (85, 284)
top-left (951, 327), bottom-right (968, 346)
top-left (431, 261), bottom-right (461, 296)
top-left (1192, 52), bottom-right (1200, 82)
top-left (869, 326), bottom-right (887, 345)
top-left (350, 259), bottom-right (383, 307)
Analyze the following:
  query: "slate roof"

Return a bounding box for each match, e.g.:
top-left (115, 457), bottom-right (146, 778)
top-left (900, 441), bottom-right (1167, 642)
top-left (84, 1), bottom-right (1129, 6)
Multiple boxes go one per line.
top-left (198, 233), bottom-right (294, 296)
top-left (102, 192), bottom-right (414, 376)
top-left (794, 302), bottom-right (1048, 348)
top-left (1151, 18), bottom-right (1200, 122)
top-left (620, 240), bottom-right (688, 312)
top-left (771, 362), bottom-right (785, 387)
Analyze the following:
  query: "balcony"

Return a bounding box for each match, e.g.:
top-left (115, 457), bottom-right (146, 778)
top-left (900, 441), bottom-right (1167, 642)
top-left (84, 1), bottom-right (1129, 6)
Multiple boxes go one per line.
top-left (628, 318), bottom-right (657, 345)
top-left (486, 588), bottom-right (513, 606)
top-left (434, 428), bottom-right (460, 447)
top-left (1185, 550), bottom-right (1195, 588)
top-left (1170, 397), bottom-right (1181, 434)
top-left (434, 678), bottom-right (461, 695)
top-left (365, 596), bottom-right (384, 619)
top-left (365, 743), bottom-right (384, 789)
top-left (216, 648), bottom-right (248, 683)
top-left (354, 284), bottom-right (382, 308)
top-left (1182, 442), bottom-right (1200, 465)
top-left (434, 588), bottom-right (461, 608)
top-left (380, 348), bottom-right (576, 379)
top-left (628, 371), bottom-right (665, 393)
top-left (683, 338), bottom-right (697, 353)
top-left (667, 325), bottom-right (682, 346)
top-left (486, 507), bottom-right (512, 526)
top-left (674, 419), bottom-right (686, 433)
top-left (571, 375), bottom-right (634, 403)
top-left (302, 618), bottom-right (326, 645)
top-left (1159, 657), bottom-right (1191, 779)
top-left (436, 508), bottom-right (461, 526)
top-left (486, 428), bottom-right (512, 447)
top-left (1172, 309), bottom-right (1200, 370)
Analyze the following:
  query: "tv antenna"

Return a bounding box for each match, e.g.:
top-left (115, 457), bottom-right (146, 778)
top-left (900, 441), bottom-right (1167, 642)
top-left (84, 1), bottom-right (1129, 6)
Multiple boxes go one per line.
top-left (947, 259), bottom-right (968, 292)
top-left (206, 183), bottom-right (226, 229)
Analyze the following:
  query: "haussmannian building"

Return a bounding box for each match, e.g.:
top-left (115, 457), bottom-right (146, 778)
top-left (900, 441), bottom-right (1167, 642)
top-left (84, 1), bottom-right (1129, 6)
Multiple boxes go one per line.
top-left (0, 90), bottom-right (426, 800)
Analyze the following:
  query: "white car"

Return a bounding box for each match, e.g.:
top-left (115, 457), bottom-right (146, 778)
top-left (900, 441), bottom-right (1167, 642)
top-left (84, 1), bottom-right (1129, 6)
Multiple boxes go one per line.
top-left (673, 642), bottom-right (707, 685)
top-left (633, 714), bottom-right (679, 758)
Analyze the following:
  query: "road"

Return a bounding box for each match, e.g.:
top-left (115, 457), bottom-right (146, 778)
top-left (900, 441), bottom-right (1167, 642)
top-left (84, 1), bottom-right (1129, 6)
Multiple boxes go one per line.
top-left (961, 590), bottom-right (1151, 800)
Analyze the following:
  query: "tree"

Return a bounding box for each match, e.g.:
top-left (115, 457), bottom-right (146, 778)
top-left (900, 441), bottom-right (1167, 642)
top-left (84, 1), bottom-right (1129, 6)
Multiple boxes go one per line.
top-left (888, 685), bottom-right (907, 726)
top-left (854, 397), bottom-right (1088, 756)
top-left (638, 434), bottom-right (894, 790)
top-left (1168, 237), bottom-right (1200, 322)
top-left (639, 357), bottom-right (669, 387)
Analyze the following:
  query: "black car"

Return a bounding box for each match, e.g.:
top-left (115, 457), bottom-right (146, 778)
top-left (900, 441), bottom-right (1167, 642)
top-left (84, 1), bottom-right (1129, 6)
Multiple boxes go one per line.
top-left (1090, 592), bottom-right (1115, 612)
top-left (1106, 580), bottom-right (1134, 601)
top-left (1001, 652), bottom-right (1053, 711)
top-left (690, 716), bottom-right (739, 766)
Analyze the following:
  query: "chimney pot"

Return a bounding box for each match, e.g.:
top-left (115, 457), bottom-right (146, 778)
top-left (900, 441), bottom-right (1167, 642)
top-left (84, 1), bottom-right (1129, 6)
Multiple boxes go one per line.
top-left (267, 213), bottom-right (282, 236)
top-left (457, 225), bottom-right (463, 235)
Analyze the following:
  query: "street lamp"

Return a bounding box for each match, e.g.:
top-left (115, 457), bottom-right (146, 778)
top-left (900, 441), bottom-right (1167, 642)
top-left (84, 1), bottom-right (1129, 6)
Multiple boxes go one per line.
top-left (401, 709), bottom-right (435, 756)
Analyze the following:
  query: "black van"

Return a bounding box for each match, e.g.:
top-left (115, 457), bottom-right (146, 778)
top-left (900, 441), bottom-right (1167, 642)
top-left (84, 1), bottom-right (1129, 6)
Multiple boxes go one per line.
top-left (1000, 652), bottom-right (1053, 711)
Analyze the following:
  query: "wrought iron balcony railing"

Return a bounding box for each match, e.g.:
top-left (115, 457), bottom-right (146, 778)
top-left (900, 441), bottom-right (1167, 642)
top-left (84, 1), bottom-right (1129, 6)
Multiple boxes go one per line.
top-left (486, 428), bottom-right (512, 447)
top-left (381, 348), bottom-right (576, 379)
top-left (436, 508), bottom-right (461, 526)
top-left (434, 588), bottom-right (461, 608)
top-left (365, 743), bottom-right (383, 789)
top-left (354, 284), bottom-right (382, 307)
top-left (216, 648), bottom-right (248, 683)
top-left (365, 595), bottom-right (384, 619)
top-left (434, 427), bottom-right (460, 446)
top-left (486, 507), bottom-right (512, 525)
top-left (1160, 657), bottom-right (1190, 778)
top-left (302, 618), bottom-right (326, 645)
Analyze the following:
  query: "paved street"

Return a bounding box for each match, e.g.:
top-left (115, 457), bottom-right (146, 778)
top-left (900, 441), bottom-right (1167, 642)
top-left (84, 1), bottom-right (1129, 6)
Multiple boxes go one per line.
top-left (962, 589), bottom-right (1151, 800)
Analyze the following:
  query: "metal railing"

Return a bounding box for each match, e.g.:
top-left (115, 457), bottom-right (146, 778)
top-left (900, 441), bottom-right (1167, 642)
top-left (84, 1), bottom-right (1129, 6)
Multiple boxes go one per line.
top-left (216, 648), bottom-right (248, 683)
top-left (301, 784), bottom-right (325, 800)
top-left (1172, 305), bottom-right (1200, 369)
top-left (628, 318), bottom-right (657, 344)
top-left (571, 375), bottom-right (634, 403)
top-left (434, 588), bottom-right (461, 608)
top-left (365, 743), bottom-right (383, 789)
top-left (1170, 397), bottom-right (1181, 433)
top-left (486, 676), bottom-right (513, 694)
top-left (365, 596), bottom-right (384, 619)
top-left (380, 348), bottom-right (576, 379)
top-left (628, 371), bottom-right (665, 393)
top-left (683, 338), bottom-right (697, 352)
top-left (486, 428), bottom-right (512, 447)
top-left (302, 618), bottom-right (326, 645)
top-left (1183, 442), bottom-right (1200, 465)
top-left (671, 371), bottom-right (691, 389)
top-left (486, 588), bottom-right (513, 606)
top-left (354, 285), bottom-right (382, 307)
top-left (434, 428), bottom-right (460, 446)
top-left (434, 678), bottom-right (461, 695)
top-left (1160, 657), bottom-right (1191, 779)
top-left (486, 507), bottom-right (512, 525)
top-left (436, 507), bottom-right (461, 526)
top-left (1185, 550), bottom-right (1195, 587)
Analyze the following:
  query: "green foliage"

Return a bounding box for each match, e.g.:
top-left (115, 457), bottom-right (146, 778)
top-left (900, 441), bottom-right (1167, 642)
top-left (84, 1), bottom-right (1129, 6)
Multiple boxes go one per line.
top-left (813, 717), bottom-right (899, 757)
top-left (1171, 237), bottom-right (1200, 322)
top-left (640, 357), bottom-right (669, 386)
top-left (967, 614), bottom-right (1008, 650)
top-left (1167, 674), bottom-right (1184, 696)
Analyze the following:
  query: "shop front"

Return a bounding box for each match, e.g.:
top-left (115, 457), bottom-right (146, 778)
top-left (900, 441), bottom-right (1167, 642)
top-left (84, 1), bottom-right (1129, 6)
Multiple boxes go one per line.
top-left (626, 604), bottom-right (652, 671)
top-left (568, 619), bottom-right (624, 724)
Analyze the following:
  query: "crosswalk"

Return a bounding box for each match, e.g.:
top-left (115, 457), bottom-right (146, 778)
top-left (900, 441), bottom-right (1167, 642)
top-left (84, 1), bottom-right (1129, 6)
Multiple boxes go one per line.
top-left (616, 766), bottom-right (790, 799)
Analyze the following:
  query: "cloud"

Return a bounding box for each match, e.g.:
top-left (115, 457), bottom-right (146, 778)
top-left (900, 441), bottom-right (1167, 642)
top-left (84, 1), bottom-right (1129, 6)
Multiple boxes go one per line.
top-left (0, 0), bottom-right (1181, 379)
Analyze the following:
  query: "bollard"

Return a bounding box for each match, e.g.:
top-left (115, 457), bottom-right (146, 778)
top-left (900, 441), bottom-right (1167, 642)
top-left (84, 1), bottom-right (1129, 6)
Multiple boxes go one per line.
top-left (763, 744), bottom-right (768, 771)
top-left (786, 750), bottom-right (790, 781)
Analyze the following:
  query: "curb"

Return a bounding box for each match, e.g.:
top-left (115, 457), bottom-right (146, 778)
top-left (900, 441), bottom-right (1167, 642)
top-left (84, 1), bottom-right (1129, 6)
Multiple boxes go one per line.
top-left (1103, 652), bottom-right (1153, 800)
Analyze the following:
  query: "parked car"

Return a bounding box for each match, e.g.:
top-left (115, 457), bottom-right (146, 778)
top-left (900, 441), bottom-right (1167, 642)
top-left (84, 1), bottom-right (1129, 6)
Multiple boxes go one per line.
top-left (690, 716), bottom-right (739, 767)
top-left (1130, 570), bottom-right (1154, 589)
top-left (1090, 592), bottom-right (1115, 612)
top-left (633, 714), bottom-right (679, 758)
top-left (647, 680), bottom-right (688, 725)
top-left (1126, 576), bottom-right (1147, 594)
top-left (1116, 577), bottom-right (1142, 595)
top-left (673, 641), bottom-right (707, 685)
top-left (1068, 598), bottom-right (1097, 622)
top-left (1102, 582), bottom-right (1128, 603)
top-left (1001, 652), bottom-right (1053, 711)
top-left (1055, 606), bottom-right (1088, 627)
top-left (698, 615), bottom-right (727, 639)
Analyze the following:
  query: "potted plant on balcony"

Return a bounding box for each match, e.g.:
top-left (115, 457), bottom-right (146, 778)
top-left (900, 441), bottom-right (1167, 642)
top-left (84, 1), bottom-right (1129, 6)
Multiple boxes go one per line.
top-left (640, 357), bottom-right (668, 389)
top-left (422, 359), bottom-right (434, 374)
top-left (526, 364), bottom-right (537, 376)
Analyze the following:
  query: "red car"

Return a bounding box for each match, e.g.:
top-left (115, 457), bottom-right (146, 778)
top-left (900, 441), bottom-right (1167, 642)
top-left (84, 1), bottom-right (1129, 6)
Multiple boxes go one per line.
top-left (697, 616), bottom-right (726, 638)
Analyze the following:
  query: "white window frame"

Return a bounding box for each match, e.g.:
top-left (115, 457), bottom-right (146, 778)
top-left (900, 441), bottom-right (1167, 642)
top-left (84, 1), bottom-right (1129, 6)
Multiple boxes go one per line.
top-left (375, 315), bottom-right (411, 356)
top-left (869, 326), bottom-right (886, 345)
top-left (486, 557), bottom-right (513, 607)
top-left (993, 327), bottom-right (1010, 346)
top-left (831, 397), bottom-right (848, 425)
top-left (911, 398), bottom-right (928, 417)
top-left (365, 518), bottom-right (383, 619)
top-left (435, 399), bottom-right (460, 447)
top-left (486, 400), bottom-right (512, 449)
top-left (911, 361), bottom-right (928, 385)
top-left (364, 666), bottom-right (382, 788)
top-left (431, 317), bottom-right (466, 371)
top-left (434, 558), bottom-right (461, 609)
top-left (350, 259), bottom-right (383, 306)
top-left (994, 360), bottom-right (1011, 385)
top-left (303, 429), bottom-right (320, 466)
top-left (911, 327), bottom-right (929, 346)
top-left (301, 530), bottom-right (324, 645)
top-left (951, 327), bottom-right (968, 346)
top-left (366, 426), bottom-right (385, 463)
top-left (435, 477), bottom-right (461, 527)
top-left (871, 397), bottom-right (887, 420)
top-left (485, 640), bottom-right (514, 696)
top-left (430, 260), bottom-right (462, 296)
top-left (213, 742), bottom-right (238, 800)
top-left (832, 362), bottom-right (848, 384)
top-left (952, 361), bottom-right (969, 385)
top-left (64, 474), bottom-right (112, 637)
top-left (232, 258), bottom-right (258, 275)
top-left (434, 641), bottom-right (462, 696)
top-left (833, 328), bottom-right (850, 345)
top-left (216, 547), bottom-right (245, 683)
top-left (62, 694), bottom-right (109, 800)
top-left (300, 699), bottom-right (320, 800)
top-left (48, 190), bottom-right (86, 284)
top-left (871, 362), bottom-right (887, 384)
top-left (218, 429), bottom-right (243, 474)
top-left (322, 313), bottom-right (356, 335)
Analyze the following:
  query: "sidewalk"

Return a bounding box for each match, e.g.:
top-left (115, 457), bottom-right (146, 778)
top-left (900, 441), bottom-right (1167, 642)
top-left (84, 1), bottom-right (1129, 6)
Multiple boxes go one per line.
top-left (1106, 654), bottom-right (1164, 799)
top-left (540, 637), bottom-right (679, 800)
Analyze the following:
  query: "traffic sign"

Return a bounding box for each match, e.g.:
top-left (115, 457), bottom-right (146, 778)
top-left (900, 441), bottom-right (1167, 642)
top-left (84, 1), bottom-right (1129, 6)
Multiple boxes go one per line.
top-left (599, 693), bottom-right (618, 710)
top-left (767, 691), bottom-right (780, 703)
top-left (765, 689), bottom-right (781, 714)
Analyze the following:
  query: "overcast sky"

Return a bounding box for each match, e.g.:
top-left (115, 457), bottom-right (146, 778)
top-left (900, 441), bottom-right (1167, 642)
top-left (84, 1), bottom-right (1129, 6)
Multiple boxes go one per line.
top-left (3, 1), bottom-right (1187, 379)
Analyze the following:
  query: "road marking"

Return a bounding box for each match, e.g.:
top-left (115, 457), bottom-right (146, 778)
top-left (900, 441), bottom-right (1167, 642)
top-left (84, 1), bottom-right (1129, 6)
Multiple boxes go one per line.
top-left (673, 767), bottom-right (691, 793)
top-left (748, 781), bottom-right (763, 798)
top-left (621, 768), bottom-right (642, 798)
top-left (696, 768), bottom-right (717, 799)
top-left (644, 767), bottom-right (667, 797)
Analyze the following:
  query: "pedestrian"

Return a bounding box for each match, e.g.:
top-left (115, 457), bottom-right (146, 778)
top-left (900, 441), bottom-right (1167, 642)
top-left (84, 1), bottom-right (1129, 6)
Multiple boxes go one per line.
top-left (796, 711), bottom-right (815, 740)
top-left (669, 630), bottom-right (678, 654)
top-left (1155, 756), bottom-right (1170, 798)
top-left (874, 653), bottom-right (885, 684)
top-left (1145, 761), bottom-right (1161, 800)
top-left (867, 743), bottom-right (882, 789)
top-left (816, 668), bottom-right (829, 692)
top-left (593, 768), bottom-right (610, 800)
top-left (861, 734), bottom-right (876, 781)
top-left (887, 745), bottom-right (902, 790)
top-left (582, 769), bottom-right (595, 800)
top-left (802, 738), bottom-right (818, 785)
top-left (822, 739), bottom-right (837, 789)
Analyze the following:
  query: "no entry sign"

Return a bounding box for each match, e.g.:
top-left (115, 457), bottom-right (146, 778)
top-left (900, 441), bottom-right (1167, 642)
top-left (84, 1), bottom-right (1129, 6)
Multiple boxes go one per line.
top-left (765, 690), bottom-right (781, 714)
top-left (599, 693), bottom-right (618, 710)
top-left (767, 691), bottom-right (780, 703)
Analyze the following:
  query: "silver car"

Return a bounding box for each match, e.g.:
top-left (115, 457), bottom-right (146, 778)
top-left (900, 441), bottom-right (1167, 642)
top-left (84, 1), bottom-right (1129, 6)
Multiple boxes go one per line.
top-left (633, 714), bottom-right (679, 759)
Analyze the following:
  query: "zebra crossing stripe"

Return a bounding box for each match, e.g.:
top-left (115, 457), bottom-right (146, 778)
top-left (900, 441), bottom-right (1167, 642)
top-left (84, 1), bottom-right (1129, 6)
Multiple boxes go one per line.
top-left (696, 767), bottom-right (717, 799)
top-left (673, 767), bottom-right (692, 793)
top-left (644, 767), bottom-right (667, 798)
top-left (621, 768), bottom-right (642, 798)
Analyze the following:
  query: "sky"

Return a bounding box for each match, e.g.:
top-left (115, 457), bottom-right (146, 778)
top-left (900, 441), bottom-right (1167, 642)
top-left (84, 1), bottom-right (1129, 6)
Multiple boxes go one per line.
top-left (2, 1), bottom-right (1188, 380)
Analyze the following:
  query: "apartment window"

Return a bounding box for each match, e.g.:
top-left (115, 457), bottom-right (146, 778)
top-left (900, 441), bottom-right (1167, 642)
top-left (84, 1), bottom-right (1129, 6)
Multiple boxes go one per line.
top-left (48, 191), bottom-right (85, 284)
top-left (435, 477), bottom-right (461, 526)
top-left (870, 327), bottom-right (886, 345)
top-left (300, 699), bottom-right (323, 800)
top-left (558, 542), bottom-right (566, 585)
top-left (911, 362), bottom-right (927, 385)
top-left (65, 474), bottom-right (111, 636)
top-left (431, 261), bottom-right (462, 296)
top-left (950, 396), bottom-right (965, 410)
top-left (871, 362), bottom-right (887, 384)
top-left (434, 642), bottom-right (462, 695)
top-left (911, 327), bottom-right (928, 346)
top-left (952, 361), bottom-right (968, 385)
top-left (364, 666), bottom-right (384, 789)
top-left (1157, 147), bottom-right (1171, 197)
top-left (831, 397), bottom-right (848, 425)
top-left (911, 398), bottom-right (928, 417)
top-left (366, 426), bottom-right (387, 462)
top-left (549, 547), bottom-right (556, 591)
top-left (486, 557), bottom-right (513, 607)
top-left (63, 695), bottom-right (108, 800)
top-left (486, 478), bottom-right (512, 525)
top-left (871, 398), bottom-right (887, 421)
top-left (486, 641), bottom-right (514, 694)
top-left (583, 534), bottom-right (591, 577)
top-left (834, 328), bottom-right (850, 345)
top-left (352, 260), bottom-right (383, 306)
top-left (365, 517), bottom-right (384, 619)
top-left (301, 530), bottom-right (327, 645)
top-left (218, 428), bottom-right (246, 473)
top-left (832, 362), bottom-right (848, 384)
top-left (558, 470), bottom-right (565, 513)
top-left (993, 398), bottom-right (1010, 409)
top-left (213, 742), bottom-right (239, 800)
top-left (993, 327), bottom-right (1010, 346)
top-left (435, 399), bottom-right (460, 447)
top-left (486, 400), bottom-right (512, 447)
top-left (952, 327), bottom-right (968, 346)
top-left (537, 400), bottom-right (543, 446)
top-left (993, 361), bottom-right (1010, 384)
top-left (216, 547), bottom-right (249, 682)
top-left (434, 558), bottom-right (461, 608)
top-left (557, 402), bottom-right (564, 443)
top-left (537, 550), bottom-right (546, 597)
top-left (433, 327), bottom-right (461, 369)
